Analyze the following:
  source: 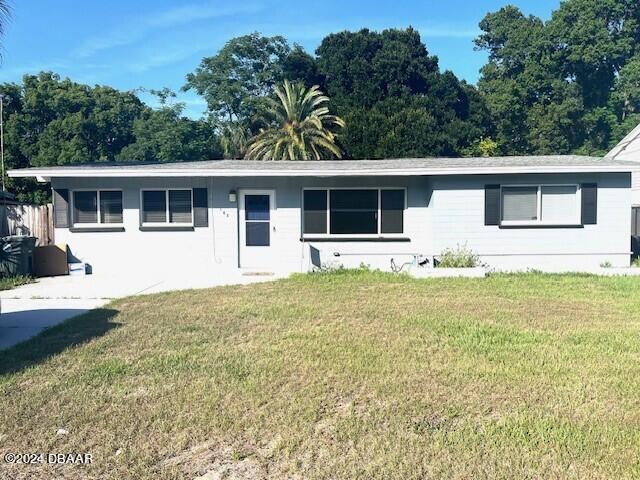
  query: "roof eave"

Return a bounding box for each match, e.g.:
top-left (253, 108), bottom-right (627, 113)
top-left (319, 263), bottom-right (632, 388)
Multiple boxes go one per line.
top-left (7, 165), bottom-right (636, 179)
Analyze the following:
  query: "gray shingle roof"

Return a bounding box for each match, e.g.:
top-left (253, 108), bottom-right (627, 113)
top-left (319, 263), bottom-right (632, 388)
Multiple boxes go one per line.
top-left (8, 156), bottom-right (639, 178)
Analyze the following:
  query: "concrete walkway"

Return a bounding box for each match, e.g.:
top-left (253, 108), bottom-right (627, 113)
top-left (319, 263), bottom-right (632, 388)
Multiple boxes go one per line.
top-left (0, 269), bottom-right (286, 350)
top-left (0, 298), bottom-right (109, 350)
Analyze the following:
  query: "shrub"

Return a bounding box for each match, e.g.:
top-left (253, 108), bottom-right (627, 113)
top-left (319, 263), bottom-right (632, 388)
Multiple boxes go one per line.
top-left (0, 275), bottom-right (34, 291)
top-left (632, 258), bottom-right (640, 267)
top-left (436, 245), bottom-right (480, 268)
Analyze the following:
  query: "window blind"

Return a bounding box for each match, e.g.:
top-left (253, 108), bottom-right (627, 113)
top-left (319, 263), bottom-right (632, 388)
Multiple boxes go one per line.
top-left (142, 191), bottom-right (167, 223)
top-left (73, 191), bottom-right (98, 224)
top-left (169, 190), bottom-right (192, 223)
top-left (501, 187), bottom-right (538, 222)
top-left (99, 191), bottom-right (123, 224)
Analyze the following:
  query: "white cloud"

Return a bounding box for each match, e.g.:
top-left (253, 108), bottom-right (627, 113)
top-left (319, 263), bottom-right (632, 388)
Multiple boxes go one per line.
top-left (74, 1), bottom-right (263, 58)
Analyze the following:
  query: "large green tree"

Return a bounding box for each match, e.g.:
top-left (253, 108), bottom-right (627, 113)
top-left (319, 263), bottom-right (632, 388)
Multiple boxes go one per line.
top-left (186, 29), bottom-right (493, 159)
top-left (184, 33), bottom-right (291, 125)
top-left (476, 0), bottom-right (640, 156)
top-left (1, 73), bottom-right (147, 202)
top-left (316, 28), bottom-right (493, 158)
top-left (2, 74), bottom-right (222, 202)
top-left (118, 104), bottom-right (221, 163)
top-left (7, 72), bottom-right (145, 167)
top-left (184, 33), bottom-right (295, 158)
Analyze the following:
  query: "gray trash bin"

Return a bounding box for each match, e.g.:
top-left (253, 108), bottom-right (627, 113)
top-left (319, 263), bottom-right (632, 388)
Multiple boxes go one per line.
top-left (0, 236), bottom-right (37, 276)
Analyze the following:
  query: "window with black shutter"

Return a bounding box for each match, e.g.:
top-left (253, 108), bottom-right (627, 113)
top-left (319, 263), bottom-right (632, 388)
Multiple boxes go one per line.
top-left (486, 184), bottom-right (583, 227)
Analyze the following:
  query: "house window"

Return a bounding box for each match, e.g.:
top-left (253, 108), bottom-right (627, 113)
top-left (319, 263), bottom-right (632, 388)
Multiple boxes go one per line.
top-left (330, 190), bottom-right (378, 234)
top-left (72, 190), bottom-right (123, 226)
top-left (303, 190), bottom-right (327, 234)
top-left (381, 189), bottom-right (404, 233)
top-left (142, 189), bottom-right (193, 225)
top-left (502, 187), bottom-right (538, 222)
top-left (501, 185), bottom-right (579, 225)
top-left (302, 188), bottom-right (405, 236)
top-left (541, 185), bottom-right (579, 223)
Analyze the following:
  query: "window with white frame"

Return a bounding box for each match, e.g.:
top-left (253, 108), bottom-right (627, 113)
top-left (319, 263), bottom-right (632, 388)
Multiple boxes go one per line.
top-left (501, 185), bottom-right (579, 225)
top-left (302, 188), bottom-right (405, 236)
top-left (141, 189), bottom-right (193, 225)
top-left (72, 190), bottom-right (123, 226)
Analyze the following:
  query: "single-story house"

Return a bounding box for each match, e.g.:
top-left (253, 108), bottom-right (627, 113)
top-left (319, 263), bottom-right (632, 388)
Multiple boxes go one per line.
top-left (8, 154), bottom-right (636, 275)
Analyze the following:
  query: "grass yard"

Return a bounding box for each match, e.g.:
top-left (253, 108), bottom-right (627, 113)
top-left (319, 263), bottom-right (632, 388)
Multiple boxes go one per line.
top-left (2, 271), bottom-right (640, 479)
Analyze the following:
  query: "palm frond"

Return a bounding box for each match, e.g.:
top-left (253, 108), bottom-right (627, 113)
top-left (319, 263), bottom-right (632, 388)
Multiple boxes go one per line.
top-left (246, 80), bottom-right (346, 160)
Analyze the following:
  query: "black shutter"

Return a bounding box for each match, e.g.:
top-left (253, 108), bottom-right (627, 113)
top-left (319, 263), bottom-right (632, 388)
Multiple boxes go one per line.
top-left (581, 183), bottom-right (597, 225)
top-left (193, 188), bottom-right (208, 227)
top-left (53, 188), bottom-right (70, 228)
top-left (484, 185), bottom-right (501, 226)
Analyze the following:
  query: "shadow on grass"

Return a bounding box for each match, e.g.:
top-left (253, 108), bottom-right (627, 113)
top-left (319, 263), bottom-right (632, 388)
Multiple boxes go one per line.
top-left (0, 308), bottom-right (121, 376)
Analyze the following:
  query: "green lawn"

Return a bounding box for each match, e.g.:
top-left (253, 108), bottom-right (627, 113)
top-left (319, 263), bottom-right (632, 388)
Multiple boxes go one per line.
top-left (2, 271), bottom-right (640, 479)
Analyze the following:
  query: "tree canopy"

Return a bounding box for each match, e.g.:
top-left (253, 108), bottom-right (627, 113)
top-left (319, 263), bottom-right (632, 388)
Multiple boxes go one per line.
top-left (475, 0), bottom-right (640, 156)
top-left (6, 0), bottom-right (640, 202)
top-left (314, 28), bottom-right (493, 158)
top-left (1, 73), bottom-right (218, 202)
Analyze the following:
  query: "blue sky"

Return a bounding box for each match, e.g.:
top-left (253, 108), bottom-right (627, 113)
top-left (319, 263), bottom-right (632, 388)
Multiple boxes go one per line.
top-left (0, 0), bottom-right (560, 117)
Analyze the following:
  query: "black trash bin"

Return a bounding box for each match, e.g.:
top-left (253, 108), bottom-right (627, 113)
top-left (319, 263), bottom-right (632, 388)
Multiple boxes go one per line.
top-left (0, 236), bottom-right (37, 276)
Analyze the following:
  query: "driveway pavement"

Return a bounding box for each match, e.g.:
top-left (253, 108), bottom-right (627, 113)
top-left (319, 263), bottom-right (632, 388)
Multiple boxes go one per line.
top-left (0, 269), bottom-right (285, 350)
top-left (0, 298), bottom-right (108, 350)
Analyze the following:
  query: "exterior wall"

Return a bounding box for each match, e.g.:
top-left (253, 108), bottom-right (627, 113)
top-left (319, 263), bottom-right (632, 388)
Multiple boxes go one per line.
top-left (54, 177), bottom-right (215, 276)
top-left (52, 175), bottom-right (430, 275)
top-left (52, 171), bottom-right (631, 275)
top-left (430, 173), bottom-right (631, 269)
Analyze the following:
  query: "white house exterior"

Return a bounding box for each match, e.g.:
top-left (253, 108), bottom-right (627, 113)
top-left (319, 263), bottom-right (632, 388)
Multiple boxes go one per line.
top-left (8, 156), bottom-right (635, 275)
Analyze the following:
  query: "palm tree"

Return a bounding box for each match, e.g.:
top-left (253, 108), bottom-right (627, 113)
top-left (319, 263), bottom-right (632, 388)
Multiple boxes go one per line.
top-left (246, 80), bottom-right (345, 160)
top-left (218, 122), bottom-right (250, 159)
top-left (0, 1), bottom-right (10, 53)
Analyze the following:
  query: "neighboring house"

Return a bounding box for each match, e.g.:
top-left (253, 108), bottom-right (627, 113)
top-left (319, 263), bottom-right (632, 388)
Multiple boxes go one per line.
top-left (607, 124), bottom-right (640, 207)
top-left (8, 155), bottom-right (635, 274)
top-left (606, 125), bottom-right (640, 241)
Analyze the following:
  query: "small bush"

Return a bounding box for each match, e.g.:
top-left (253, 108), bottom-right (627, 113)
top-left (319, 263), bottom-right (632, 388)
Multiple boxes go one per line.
top-left (632, 258), bottom-right (640, 268)
top-left (436, 245), bottom-right (480, 268)
top-left (312, 262), bottom-right (372, 274)
top-left (0, 275), bottom-right (34, 291)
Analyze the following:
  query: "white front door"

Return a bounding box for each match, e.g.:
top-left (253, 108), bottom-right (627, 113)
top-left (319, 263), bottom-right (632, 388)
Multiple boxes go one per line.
top-left (239, 190), bottom-right (275, 269)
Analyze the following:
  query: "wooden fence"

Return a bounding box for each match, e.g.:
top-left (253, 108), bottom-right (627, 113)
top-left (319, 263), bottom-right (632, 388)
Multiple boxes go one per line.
top-left (1, 203), bottom-right (54, 246)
